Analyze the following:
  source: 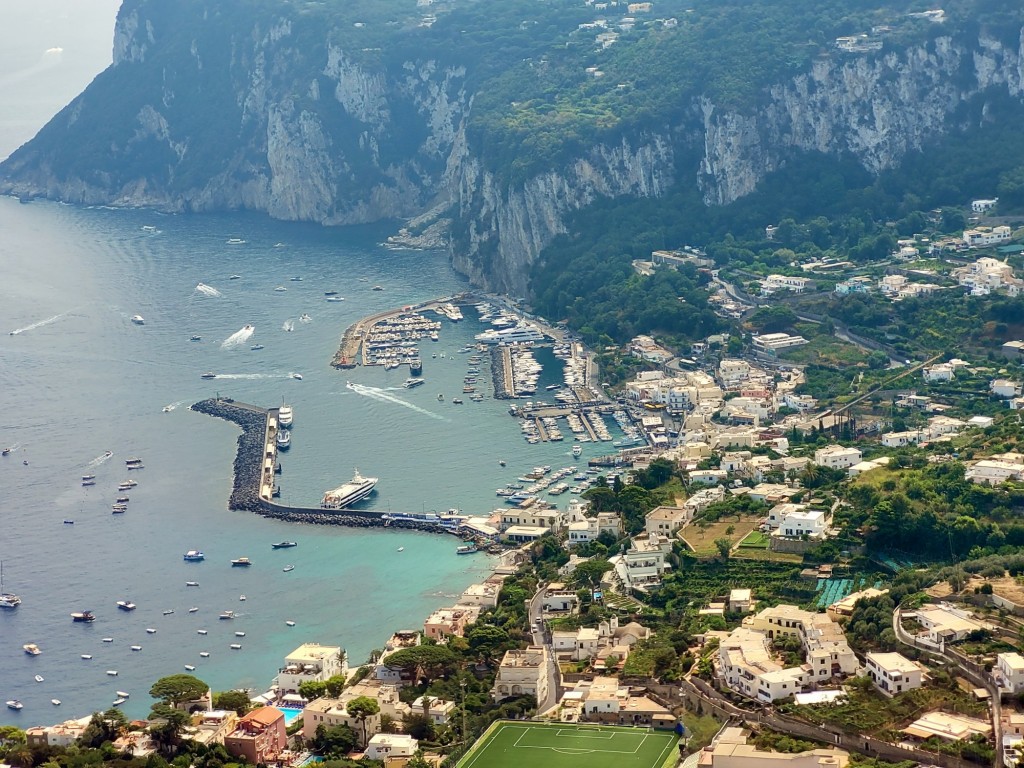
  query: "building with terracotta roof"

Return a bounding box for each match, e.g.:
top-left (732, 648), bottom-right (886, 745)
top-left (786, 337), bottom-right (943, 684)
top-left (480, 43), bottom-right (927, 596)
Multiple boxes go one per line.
top-left (224, 706), bottom-right (286, 765)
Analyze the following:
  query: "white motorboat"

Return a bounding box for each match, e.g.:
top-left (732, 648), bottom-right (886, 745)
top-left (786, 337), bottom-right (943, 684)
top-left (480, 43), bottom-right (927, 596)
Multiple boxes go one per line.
top-left (81, 654), bottom-right (92, 660)
top-left (146, 628), bottom-right (157, 634)
top-left (235, 631), bottom-right (246, 637)
top-left (230, 643), bottom-right (242, 650)
top-left (130, 646), bottom-right (142, 651)
top-left (278, 403), bottom-right (293, 427)
top-left (51, 699), bottom-right (61, 706)
top-left (106, 670), bottom-right (119, 676)
top-left (200, 652), bottom-right (210, 658)
top-left (34, 675), bottom-right (44, 683)
top-left (23, 643), bottom-right (41, 656)
top-left (285, 620), bottom-right (296, 627)
top-left (197, 629), bottom-right (208, 635)
top-left (112, 698), bottom-right (126, 706)
top-left (188, 606), bottom-right (199, 613)
top-left (185, 664), bottom-right (196, 671)
top-left (130, 315), bottom-right (145, 325)
top-left (116, 691), bottom-right (129, 698)
top-left (276, 430), bottom-right (291, 449)
top-left (102, 638), bottom-right (113, 643)
top-left (6, 700), bottom-right (23, 710)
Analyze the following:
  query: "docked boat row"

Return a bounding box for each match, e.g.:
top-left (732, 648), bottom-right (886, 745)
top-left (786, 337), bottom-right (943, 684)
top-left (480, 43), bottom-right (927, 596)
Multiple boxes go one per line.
top-left (363, 312), bottom-right (441, 368)
top-left (433, 302), bottom-right (463, 322)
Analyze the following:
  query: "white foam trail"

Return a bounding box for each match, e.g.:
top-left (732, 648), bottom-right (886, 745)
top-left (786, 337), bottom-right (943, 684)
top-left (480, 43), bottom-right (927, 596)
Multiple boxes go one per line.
top-left (299, 314), bottom-right (312, 324)
top-left (345, 381), bottom-right (445, 421)
top-left (282, 320), bottom-right (295, 332)
top-left (195, 283), bottom-right (222, 297)
top-left (221, 325), bottom-right (255, 348)
top-left (9, 310), bottom-right (72, 336)
top-left (162, 399), bottom-right (189, 412)
top-left (86, 451), bottom-right (114, 467)
top-left (214, 373), bottom-right (292, 380)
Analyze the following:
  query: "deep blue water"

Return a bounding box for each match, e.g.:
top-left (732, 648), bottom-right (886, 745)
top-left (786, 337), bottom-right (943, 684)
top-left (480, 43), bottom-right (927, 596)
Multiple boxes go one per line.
top-left (0, 199), bottom-right (590, 723)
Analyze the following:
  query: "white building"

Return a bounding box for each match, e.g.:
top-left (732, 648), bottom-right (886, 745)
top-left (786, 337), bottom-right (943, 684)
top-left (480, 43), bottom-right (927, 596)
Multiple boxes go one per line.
top-left (611, 534), bottom-right (672, 591)
top-left (752, 333), bottom-right (809, 352)
top-left (963, 226), bottom-right (1012, 248)
top-left (645, 505), bottom-right (690, 538)
top-left (689, 468), bottom-right (728, 485)
top-left (762, 274), bottom-right (811, 294)
top-left (865, 652), bottom-right (923, 697)
top-left (993, 379), bottom-right (1022, 399)
top-left (364, 734), bottom-right (418, 761)
top-left (813, 445), bottom-right (862, 470)
top-left (685, 486), bottom-right (726, 516)
top-left (275, 643), bottom-right (347, 695)
top-left (776, 508), bottom-right (830, 539)
top-left (913, 603), bottom-right (990, 644)
top-left (492, 646), bottom-right (549, 702)
top-left (966, 459), bottom-right (1024, 486)
top-left (765, 502), bottom-right (808, 531)
top-left (923, 363), bottom-right (955, 382)
top-left (996, 652), bottom-right (1024, 694)
top-left (972, 198), bottom-right (998, 213)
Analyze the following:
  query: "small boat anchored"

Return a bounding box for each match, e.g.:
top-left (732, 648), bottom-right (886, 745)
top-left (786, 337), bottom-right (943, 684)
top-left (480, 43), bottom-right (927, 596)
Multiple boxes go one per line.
top-left (230, 557), bottom-right (252, 567)
top-left (272, 541), bottom-right (297, 549)
top-left (6, 700), bottom-right (23, 711)
top-left (23, 644), bottom-right (41, 656)
top-left (34, 675), bottom-right (44, 683)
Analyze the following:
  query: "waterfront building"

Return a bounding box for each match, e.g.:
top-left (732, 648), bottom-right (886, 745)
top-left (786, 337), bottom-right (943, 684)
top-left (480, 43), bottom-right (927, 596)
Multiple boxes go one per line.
top-left (275, 643), bottom-right (347, 695)
top-left (224, 706), bottom-right (286, 765)
top-left (423, 607), bottom-right (472, 640)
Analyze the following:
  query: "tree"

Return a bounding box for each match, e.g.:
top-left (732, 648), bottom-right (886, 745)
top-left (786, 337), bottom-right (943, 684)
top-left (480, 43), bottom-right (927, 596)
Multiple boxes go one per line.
top-left (148, 705), bottom-right (190, 756)
top-left (149, 674), bottom-right (209, 707)
top-left (714, 538), bottom-right (732, 558)
top-left (299, 680), bottom-right (329, 700)
top-left (407, 751), bottom-right (432, 768)
top-left (466, 624), bottom-right (510, 661)
top-left (345, 696), bottom-right (380, 747)
top-left (212, 690), bottom-right (252, 715)
top-left (402, 712), bottom-right (436, 741)
top-left (312, 723), bottom-right (357, 758)
top-left (572, 558), bottom-right (613, 588)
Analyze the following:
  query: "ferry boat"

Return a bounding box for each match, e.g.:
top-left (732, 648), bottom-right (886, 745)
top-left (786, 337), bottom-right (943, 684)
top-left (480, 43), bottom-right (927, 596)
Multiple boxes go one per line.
top-left (183, 550), bottom-right (205, 562)
top-left (403, 377), bottom-right (425, 388)
top-left (23, 644), bottom-right (41, 656)
top-left (272, 541), bottom-right (297, 549)
top-left (130, 315), bottom-right (145, 325)
top-left (71, 611), bottom-right (96, 622)
top-left (409, 358), bottom-right (423, 375)
top-left (456, 544), bottom-right (478, 555)
top-left (230, 557), bottom-right (252, 567)
top-left (572, 443), bottom-right (583, 458)
top-left (116, 600), bottom-right (137, 611)
top-left (276, 430), bottom-right (291, 449)
top-left (278, 403), bottom-right (293, 427)
top-left (322, 469), bottom-right (378, 509)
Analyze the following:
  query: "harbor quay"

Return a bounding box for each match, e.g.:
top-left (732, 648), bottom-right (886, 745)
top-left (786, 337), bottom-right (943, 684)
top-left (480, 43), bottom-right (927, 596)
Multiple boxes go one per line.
top-left (191, 397), bottom-right (482, 537)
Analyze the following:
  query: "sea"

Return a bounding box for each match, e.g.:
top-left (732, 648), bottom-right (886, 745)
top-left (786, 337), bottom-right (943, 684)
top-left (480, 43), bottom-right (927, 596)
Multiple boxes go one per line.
top-left (0, 198), bottom-right (609, 724)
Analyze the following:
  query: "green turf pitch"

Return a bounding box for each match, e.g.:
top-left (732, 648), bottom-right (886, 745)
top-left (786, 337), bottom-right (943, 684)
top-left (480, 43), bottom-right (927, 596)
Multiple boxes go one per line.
top-left (458, 721), bottom-right (679, 768)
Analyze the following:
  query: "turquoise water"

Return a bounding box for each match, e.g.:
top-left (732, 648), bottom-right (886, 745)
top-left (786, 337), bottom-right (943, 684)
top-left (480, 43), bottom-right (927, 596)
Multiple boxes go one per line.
top-left (0, 198), bottom-right (590, 724)
top-left (279, 707), bottom-right (303, 726)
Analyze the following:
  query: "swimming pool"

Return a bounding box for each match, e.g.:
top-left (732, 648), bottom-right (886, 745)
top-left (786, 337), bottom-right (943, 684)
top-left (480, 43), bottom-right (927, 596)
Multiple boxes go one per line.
top-left (278, 706), bottom-right (304, 726)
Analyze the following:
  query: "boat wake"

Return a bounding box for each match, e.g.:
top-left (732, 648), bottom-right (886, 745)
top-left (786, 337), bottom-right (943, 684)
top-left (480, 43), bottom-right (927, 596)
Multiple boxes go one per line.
top-left (213, 373), bottom-right (293, 380)
top-left (9, 310), bottom-right (72, 336)
top-left (282, 320), bottom-right (295, 332)
top-left (221, 325), bottom-right (255, 348)
top-left (298, 314), bottom-right (312, 324)
top-left (345, 381), bottom-right (446, 421)
top-left (195, 283), bottom-right (222, 298)
top-left (86, 451), bottom-right (114, 467)
top-left (162, 399), bottom-right (189, 412)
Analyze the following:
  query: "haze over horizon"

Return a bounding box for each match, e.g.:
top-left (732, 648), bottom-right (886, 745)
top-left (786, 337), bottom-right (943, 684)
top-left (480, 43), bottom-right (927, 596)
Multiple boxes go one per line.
top-left (0, 0), bottom-right (121, 161)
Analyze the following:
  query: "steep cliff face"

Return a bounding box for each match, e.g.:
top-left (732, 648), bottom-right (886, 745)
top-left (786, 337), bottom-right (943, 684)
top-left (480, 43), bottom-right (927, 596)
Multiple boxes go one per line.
top-left (698, 30), bottom-right (1024, 205)
top-left (2, 0), bottom-right (1024, 295)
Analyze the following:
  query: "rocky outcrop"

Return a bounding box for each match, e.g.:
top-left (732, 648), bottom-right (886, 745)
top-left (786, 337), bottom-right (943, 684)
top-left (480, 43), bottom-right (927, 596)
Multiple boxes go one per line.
top-left (3, 0), bottom-right (1024, 295)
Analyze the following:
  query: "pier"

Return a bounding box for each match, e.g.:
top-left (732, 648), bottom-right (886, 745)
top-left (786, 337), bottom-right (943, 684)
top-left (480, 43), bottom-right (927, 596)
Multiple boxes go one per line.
top-left (191, 397), bottom-right (475, 536)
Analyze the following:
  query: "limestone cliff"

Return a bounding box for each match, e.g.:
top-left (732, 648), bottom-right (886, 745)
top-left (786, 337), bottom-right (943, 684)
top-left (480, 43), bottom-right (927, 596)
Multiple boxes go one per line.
top-left (2, 0), bottom-right (1023, 295)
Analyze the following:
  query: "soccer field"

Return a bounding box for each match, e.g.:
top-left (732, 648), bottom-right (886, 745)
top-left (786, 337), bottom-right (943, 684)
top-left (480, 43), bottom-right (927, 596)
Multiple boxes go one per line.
top-left (458, 721), bottom-right (679, 768)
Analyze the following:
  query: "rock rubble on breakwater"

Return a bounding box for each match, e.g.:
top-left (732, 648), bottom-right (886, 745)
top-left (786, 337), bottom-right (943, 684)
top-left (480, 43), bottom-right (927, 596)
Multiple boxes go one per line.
top-left (191, 398), bottom-right (267, 513)
top-left (490, 348), bottom-right (512, 400)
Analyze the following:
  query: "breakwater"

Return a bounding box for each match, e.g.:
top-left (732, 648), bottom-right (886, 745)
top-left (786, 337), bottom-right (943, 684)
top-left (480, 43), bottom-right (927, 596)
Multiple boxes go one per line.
top-left (191, 397), bottom-right (468, 536)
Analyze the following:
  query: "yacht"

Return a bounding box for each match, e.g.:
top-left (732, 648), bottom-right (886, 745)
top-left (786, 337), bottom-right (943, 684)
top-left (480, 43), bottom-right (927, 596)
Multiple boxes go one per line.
top-left (162, 609), bottom-right (174, 615)
top-left (282, 565), bottom-right (295, 572)
top-left (189, 607), bottom-right (199, 613)
top-left (403, 377), bottom-right (425, 388)
top-left (474, 325), bottom-right (545, 345)
top-left (324, 290), bottom-right (338, 296)
top-left (81, 654), bottom-right (92, 659)
top-left (226, 238), bottom-right (246, 245)
top-left (219, 611), bottom-right (235, 620)
top-left (71, 611), bottom-right (96, 622)
top-left (23, 644), bottom-right (41, 656)
top-left (250, 344), bottom-right (265, 351)
top-left (326, 296), bottom-right (345, 302)
top-left (197, 630), bottom-right (208, 635)
top-left (573, 443), bottom-right (583, 458)
top-left (200, 651), bottom-right (210, 657)
top-left (230, 557), bottom-right (252, 567)
top-left (102, 638), bottom-right (113, 643)
top-left (51, 699), bottom-right (61, 706)
top-left (116, 600), bottom-right (137, 611)
top-left (230, 643), bottom-right (242, 649)
top-left (278, 403), bottom-right (293, 427)
top-left (409, 358), bottom-right (423, 375)
top-left (276, 430), bottom-right (291, 449)
top-left (274, 286), bottom-right (287, 292)
top-left (322, 468), bottom-right (378, 510)
top-left (116, 691), bottom-right (130, 699)
top-left (130, 315), bottom-right (145, 325)
top-left (82, 478), bottom-right (96, 487)
top-left (229, 275), bottom-right (241, 280)
top-left (272, 541), bottom-right (297, 549)
top-left (201, 372), bottom-right (217, 379)
top-left (146, 628), bottom-right (157, 634)
top-left (234, 631), bottom-right (246, 637)
top-left (184, 664), bottom-right (196, 671)
top-left (106, 670), bottom-right (119, 676)
top-left (190, 335), bottom-right (202, 342)
top-left (0, 562), bottom-right (20, 609)
top-left (6, 700), bottom-right (23, 710)
top-left (285, 620), bottom-right (296, 627)
top-left (185, 581), bottom-right (200, 587)
top-left (183, 550), bottom-right (205, 562)
top-left (291, 373), bottom-right (303, 380)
